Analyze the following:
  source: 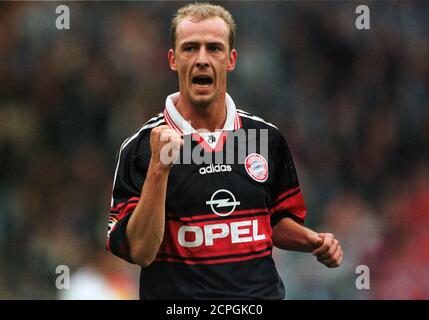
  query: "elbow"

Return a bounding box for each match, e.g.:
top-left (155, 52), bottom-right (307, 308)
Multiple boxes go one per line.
top-left (129, 243), bottom-right (160, 268)
top-left (127, 231), bottom-right (164, 268)
top-left (134, 256), bottom-right (155, 268)
top-left (131, 252), bottom-right (156, 268)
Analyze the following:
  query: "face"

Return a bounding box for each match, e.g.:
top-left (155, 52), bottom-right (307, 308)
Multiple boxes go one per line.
top-left (168, 16), bottom-right (237, 109)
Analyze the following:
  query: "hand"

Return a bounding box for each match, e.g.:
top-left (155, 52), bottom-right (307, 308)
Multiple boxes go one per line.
top-left (312, 233), bottom-right (343, 268)
top-left (150, 125), bottom-right (184, 170)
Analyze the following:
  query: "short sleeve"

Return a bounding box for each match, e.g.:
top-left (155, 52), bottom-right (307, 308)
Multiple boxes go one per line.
top-left (106, 136), bottom-right (149, 263)
top-left (269, 133), bottom-right (306, 227)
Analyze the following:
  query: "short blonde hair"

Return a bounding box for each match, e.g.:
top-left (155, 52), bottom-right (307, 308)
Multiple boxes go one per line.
top-left (170, 2), bottom-right (236, 51)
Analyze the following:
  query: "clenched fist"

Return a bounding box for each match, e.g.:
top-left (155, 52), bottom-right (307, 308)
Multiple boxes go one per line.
top-left (150, 125), bottom-right (184, 170)
top-left (310, 233), bottom-right (343, 268)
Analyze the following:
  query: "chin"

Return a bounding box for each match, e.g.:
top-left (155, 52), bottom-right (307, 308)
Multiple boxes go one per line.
top-left (190, 96), bottom-right (214, 109)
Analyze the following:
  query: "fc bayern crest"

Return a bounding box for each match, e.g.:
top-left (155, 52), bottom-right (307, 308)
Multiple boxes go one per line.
top-left (245, 153), bottom-right (269, 182)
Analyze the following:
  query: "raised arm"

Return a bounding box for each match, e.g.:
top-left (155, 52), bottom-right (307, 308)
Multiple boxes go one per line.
top-left (126, 125), bottom-right (183, 267)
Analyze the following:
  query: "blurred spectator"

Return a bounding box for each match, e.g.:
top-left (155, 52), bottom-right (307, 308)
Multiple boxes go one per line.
top-left (59, 251), bottom-right (139, 300)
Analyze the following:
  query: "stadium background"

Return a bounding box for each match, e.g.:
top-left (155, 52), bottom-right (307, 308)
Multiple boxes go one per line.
top-left (0, 1), bottom-right (428, 299)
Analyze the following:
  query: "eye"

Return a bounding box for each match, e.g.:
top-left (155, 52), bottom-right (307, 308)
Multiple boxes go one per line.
top-left (208, 45), bottom-right (222, 52)
top-left (183, 46), bottom-right (195, 52)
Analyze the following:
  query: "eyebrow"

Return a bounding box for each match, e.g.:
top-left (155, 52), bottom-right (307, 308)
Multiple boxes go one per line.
top-left (180, 41), bottom-right (226, 48)
top-left (206, 42), bottom-right (226, 48)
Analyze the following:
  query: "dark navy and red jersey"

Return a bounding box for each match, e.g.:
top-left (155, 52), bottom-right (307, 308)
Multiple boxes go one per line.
top-left (107, 92), bottom-right (306, 299)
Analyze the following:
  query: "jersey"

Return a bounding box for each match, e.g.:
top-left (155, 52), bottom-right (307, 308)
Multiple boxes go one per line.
top-left (106, 93), bottom-right (306, 299)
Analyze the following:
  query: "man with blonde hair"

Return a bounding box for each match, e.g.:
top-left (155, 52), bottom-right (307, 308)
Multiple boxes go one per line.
top-left (107, 2), bottom-right (342, 299)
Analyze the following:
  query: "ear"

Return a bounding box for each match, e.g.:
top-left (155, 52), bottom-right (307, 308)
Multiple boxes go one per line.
top-left (168, 49), bottom-right (178, 71)
top-left (227, 49), bottom-right (237, 72)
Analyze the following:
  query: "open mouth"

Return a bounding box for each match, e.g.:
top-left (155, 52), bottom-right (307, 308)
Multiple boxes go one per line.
top-left (192, 75), bottom-right (213, 87)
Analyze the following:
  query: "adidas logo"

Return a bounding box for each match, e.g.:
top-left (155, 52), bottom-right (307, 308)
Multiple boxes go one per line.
top-left (199, 164), bottom-right (232, 175)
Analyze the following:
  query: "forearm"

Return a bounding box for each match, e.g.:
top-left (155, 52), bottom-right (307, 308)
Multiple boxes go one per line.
top-left (126, 160), bottom-right (169, 267)
top-left (271, 217), bottom-right (320, 252)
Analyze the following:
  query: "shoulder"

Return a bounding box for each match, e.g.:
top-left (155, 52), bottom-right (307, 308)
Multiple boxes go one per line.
top-left (116, 112), bottom-right (165, 155)
top-left (237, 109), bottom-right (291, 152)
top-left (237, 109), bottom-right (279, 130)
top-left (237, 108), bottom-right (283, 137)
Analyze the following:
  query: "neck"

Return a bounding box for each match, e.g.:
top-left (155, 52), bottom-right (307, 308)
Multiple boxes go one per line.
top-left (175, 94), bottom-right (227, 132)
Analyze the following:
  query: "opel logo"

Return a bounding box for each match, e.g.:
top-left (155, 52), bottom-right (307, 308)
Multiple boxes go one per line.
top-left (206, 189), bottom-right (240, 217)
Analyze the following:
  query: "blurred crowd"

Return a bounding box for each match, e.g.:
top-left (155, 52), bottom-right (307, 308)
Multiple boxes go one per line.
top-left (0, 1), bottom-right (428, 299)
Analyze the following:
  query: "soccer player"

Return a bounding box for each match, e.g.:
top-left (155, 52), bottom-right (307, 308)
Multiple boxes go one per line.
top-left (107, 3), bottom-right (342, 299)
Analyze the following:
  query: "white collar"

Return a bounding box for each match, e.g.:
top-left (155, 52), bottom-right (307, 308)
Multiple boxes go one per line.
top-left (164, 92), bottom-right (240, 135)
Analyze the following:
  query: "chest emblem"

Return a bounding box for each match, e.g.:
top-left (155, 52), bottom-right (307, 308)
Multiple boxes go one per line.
top-left (245, 153), bottom-right (269, 182)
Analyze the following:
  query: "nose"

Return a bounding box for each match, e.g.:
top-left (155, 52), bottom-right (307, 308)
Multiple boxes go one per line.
top-left (195, 47), bottom-right (209, 68)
